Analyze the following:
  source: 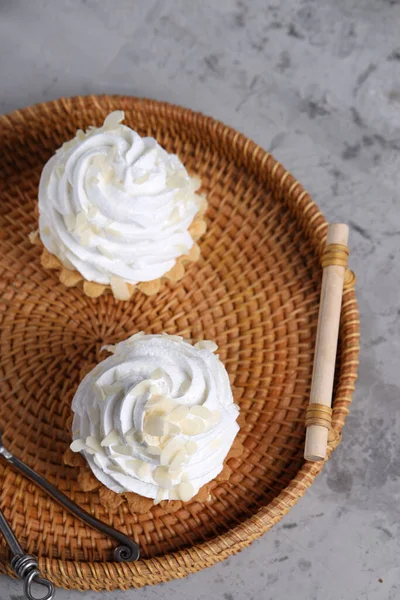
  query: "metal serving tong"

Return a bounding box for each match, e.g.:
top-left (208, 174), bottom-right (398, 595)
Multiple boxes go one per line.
top-left (0, 507), bottom-right (55, 600)
top-left (0, 431), bottom-right (140, 599)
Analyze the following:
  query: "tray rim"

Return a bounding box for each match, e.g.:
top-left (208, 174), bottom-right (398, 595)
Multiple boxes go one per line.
top-left (0, 94), bottom-right (360, 591)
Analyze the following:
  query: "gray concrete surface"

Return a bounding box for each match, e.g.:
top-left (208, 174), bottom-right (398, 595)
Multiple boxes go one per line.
top-left (0, 1), bottom-right (398, 598)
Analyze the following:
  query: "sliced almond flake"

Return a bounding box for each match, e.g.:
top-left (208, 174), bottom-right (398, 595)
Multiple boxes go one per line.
top-left (145, 393), bottom-right (163, 407)
top-left (110, 275), bottom-right (131, 301)
top-left (113, 445), bottom-right (133, 456)
top-left (79, 229), bottom-right (92, 247)
top-left (102, 164), bottom-right (114, 184)
top-left (178, 481), bottom-right (195, 502)
top-left (125, 428), bottom-right (144, 445)
top-left (108, 464), bottom-right (124, 474)
top-left (114, 362), bottom-right (123, 377)
top-left (130, 380), bottom-right (150, 397)
top-left (138, 461), bottom-right (151, 479)
top-left (60, 139), bottom-right (76, 152)
top-left (93, 383), bottom-right (106, 401)
top-left (101, 429), bottom-right (120, 447)
top-left (168, 469), bottom-right (182, 481)
top-left (168, 486), bottom-right (181, 500)
top-left (180, 417), bottom-right (205, 436)
top-left (87, 206), bottom-right (98, 219)
top-left (185, 441), bottom-right (197, 455)
top-left (98, 245), bottom-right (114, 259)
top-left (151, 367), bottom-right (167, 380)
top-left (169, 207), bottom-right (181, 224)
top-left (58, 247), bottom-right (67, 263)
top-left (166, 422), bottom-right (181, 436)
top-left (100, 381), bottom-right (123, 395)
top-left (154, 487), bottom-right (166, 505)
top-left (75, 212), bottom-right (87, 230)
top-left (169, 449), bottom-right (187, 471)
top-left (167, 405), bottom-right (190, 423)
top-left (181, 472), bottom-right (189, 483)
top-left (160, 438), bottom-right (184, 467)
top-left (64, 214), bottom-right (76, 232)
top-left (194, 340), bottom-right (218, 352)
top-left (103, 110), bottom-right (125, 130)
top-left (167, 173), bottom-right (186, 188)
top-left (149, 382), bottom-right (161, 395)
top-left (147, 445), bottom-right (161, 456)
top-left (126, 459), bottom-right (142, 471)
top-left (153, 395), bottom-right (176, 414)
top-left (113, 366), bottom-right (122, 381)
top-left (174, 189), bottom-right (188, 202)
top-left (70, 439), bottom-right (86, 453)
top-left (190, 177), bottom-right (202, 192)
top-left (146, 396), bottom-right (176, 416)
top-left (92, 155), bottom-right (106, 169)
top-left (153, 466), bottom-right (173, 489)
top-left (125, 433), bottom-right (135, 445)
top-left (143, 415), bottom-right (167, 437)
top-left (189, 405), bottom-right (212, 420)
top-left (107, 227), bottom-right (123, 237)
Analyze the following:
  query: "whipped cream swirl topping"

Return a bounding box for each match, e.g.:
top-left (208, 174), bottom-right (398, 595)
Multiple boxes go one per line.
top-left (38, 111), bottom-right (204, 286)
top-left (70, 333), bottom-right (240, 503)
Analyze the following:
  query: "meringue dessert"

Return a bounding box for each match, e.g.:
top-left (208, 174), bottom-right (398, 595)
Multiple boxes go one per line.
top-left (69, 333), bottom-right (240, 504)
top-left (34, 111), bottom-right (207, 299)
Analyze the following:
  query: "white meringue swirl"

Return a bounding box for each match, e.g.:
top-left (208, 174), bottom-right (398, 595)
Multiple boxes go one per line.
top-left (38, 111), bottom-right (204, 286)
top-left (70, 333), bottom-right (240, 503)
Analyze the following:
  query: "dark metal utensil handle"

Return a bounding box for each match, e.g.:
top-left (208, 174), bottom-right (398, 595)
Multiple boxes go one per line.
top-left (0, 508), bottom-right (55, 600)
top-left (0, 438), bottom-right (140, 562)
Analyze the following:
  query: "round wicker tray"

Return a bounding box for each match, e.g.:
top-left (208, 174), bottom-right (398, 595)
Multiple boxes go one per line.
top-left (0, 95), bottom-right (359, 591)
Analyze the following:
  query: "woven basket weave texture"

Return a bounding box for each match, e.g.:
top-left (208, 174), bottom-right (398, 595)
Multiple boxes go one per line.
top-left (0, 95), bottom-right (359, 591)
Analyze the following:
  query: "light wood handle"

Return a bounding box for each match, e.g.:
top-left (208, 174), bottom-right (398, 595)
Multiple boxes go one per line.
top-left (304, 223), bottom-right (349, 461)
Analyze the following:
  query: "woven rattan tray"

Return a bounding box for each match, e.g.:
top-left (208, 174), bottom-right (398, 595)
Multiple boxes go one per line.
top-left (0, 95), bottom-right (359, 591)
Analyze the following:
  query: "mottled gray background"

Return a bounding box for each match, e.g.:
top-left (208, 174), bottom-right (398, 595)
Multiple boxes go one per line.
top-left (0, 0), bottom-right (399, 599)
